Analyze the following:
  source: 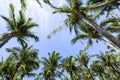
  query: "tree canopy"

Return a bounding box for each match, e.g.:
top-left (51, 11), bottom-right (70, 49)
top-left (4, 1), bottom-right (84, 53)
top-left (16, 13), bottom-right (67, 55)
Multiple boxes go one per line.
top-left (0, 0), bottom-right (120, 80)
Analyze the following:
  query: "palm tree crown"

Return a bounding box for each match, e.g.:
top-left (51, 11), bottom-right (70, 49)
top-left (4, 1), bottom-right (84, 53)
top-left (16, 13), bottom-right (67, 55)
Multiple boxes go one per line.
top-left (39, 51), bottom-right (62, 80)
top-left (0, 4), bottom-right (39, 48)
top-left (0, 46), bottom-right (40, 80)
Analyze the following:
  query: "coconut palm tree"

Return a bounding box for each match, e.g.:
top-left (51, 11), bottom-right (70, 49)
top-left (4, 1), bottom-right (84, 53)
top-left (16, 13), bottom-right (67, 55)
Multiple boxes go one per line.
top-left (76, 50), bottom-right (95, 80)
top-left (40, 51), bottom-right (62, 80)
top-left (61, 56), bottom-right (80, 80)
top-left (99, 16), bottom-right (120, 51)
top-left (97, 53), bottom-right (120, 79)
top-left (71, 20), bottom-right (120, 51)
top-left (44, 0), bottom-right (120, 52)
top-left (0, 4), bottom-right (39, 48)
top-left (0, 46), bottom-right (40, 80)
top-left (90, 52), bottom-right (120, 80)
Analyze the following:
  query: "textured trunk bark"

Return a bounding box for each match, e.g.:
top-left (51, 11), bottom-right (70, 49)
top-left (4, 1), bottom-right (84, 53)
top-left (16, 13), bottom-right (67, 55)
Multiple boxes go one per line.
top-left (99, 39), bottom-right (120, 53)
top-left (81, 16), bottom-right (120, 52)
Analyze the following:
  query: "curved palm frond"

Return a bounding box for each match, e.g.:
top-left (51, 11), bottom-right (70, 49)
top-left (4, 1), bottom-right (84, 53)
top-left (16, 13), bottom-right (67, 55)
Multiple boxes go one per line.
top-left (36, 0), bottom-right (42, 7)
top-left (100, 17), bottom-right (120, 32)
top-left (47, 21), bottom-right (65, 39)
top-left (87, 0), bottom-right (120, 18)
top-left (20, 0), bottom-right (27, 10)
top-left (71, 34), bottom-right (88, 44)
top-left (62, 56), bottom-right (79, 80)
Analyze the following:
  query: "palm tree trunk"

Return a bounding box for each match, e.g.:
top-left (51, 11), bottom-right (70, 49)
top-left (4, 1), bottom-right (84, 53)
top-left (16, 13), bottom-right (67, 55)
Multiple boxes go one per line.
top-left (81, 15), bottom-right (120, 52)
top-left (0, 34), bottom-right (13, 48)
top-left (99, 38), bottom-right (120, 52)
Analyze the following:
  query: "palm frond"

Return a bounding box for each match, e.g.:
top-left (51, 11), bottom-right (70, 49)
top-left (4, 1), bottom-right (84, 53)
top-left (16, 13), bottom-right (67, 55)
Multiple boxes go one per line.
top-left (66, 0), bottom-right (83, 8)
top-left (53, 5), bottom-right (71, 14)
top-left (47, 22), bottom-right (64, 39)
top-left (77, 20), bottom-right (90, 33)
top-left (100, 17), bottom-right (120, 33)
top-left (6, 48), bottom-right (20, 60)
top-left (87, 0), bottom-right (120, 18)
top-left (43, 0), bottom-right (58, 9)
top-left (83, 38), bottom-right (93, 51)
top-left (0, 33), bottom-right (10, 41)
top-left (36, 0), bottom-right (42, 7)
top-left (17, 11), bottom-right (26, 27)
top-left (0, 15), bottom-right (14, 31)
top-left (17, 36), bottom-right (28, 48)
top-left (71, 34), bottom-right (88, 44)
top-left (24, 31), bottom-right (39, 42)
top-left (9, 4), bottom-right (17, 28)
top-left (20, 0), bottom-right (27, 10)
top-left (117, 34), bottom-right (120, 40)
top-left (25, 22), bottom-right (39, 30)
top-left (77, 50), bottom-right (91, 67)
top-left (93, 7), bottom-right (106, 19)
top-left (106, 26), bottom-right (120, 33)
top-left (100, 18), bottom-right (117, 27)
top-left (65, 18), bottom-right (75, 33)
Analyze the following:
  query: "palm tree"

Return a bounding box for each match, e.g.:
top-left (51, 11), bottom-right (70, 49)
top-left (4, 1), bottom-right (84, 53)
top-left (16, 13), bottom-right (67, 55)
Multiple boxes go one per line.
top-left (61, 56), bottom-right (80, 80)
top-left (1, 46), bottom-right (40, 80)
top-left (40, 51), bottom-right (62, 80)
top-left (0, 4), bottom-right (39, 48)
top-left (44, 0), bottom-right (120, 52)
top-left (76, 50), bottom-right (94, 80)
top-left (97, 53), bottom-right (120, 79)
top-left (100, 16), bottom-right (120, 50)
top-left (71, 21), bottom-right (120, 51)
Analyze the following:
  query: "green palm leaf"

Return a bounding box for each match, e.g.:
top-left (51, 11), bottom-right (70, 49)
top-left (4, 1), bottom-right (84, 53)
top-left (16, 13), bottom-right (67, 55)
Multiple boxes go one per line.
top-left (71, 34), bottom-right (88, 44)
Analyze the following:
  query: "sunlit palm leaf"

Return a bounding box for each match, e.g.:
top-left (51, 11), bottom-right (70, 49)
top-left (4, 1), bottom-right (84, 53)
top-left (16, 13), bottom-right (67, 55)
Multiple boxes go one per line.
top-left (71, 34), bottom-right (88, 44)
top-left (20, 0), bottom-right (27, 10)
top-left (47, 22), bottom-right (64, 39)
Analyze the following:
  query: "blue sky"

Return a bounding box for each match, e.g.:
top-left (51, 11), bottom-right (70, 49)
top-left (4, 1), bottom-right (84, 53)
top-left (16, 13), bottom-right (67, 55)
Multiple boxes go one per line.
top-left (0, 0), bottom-right (107, 80)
